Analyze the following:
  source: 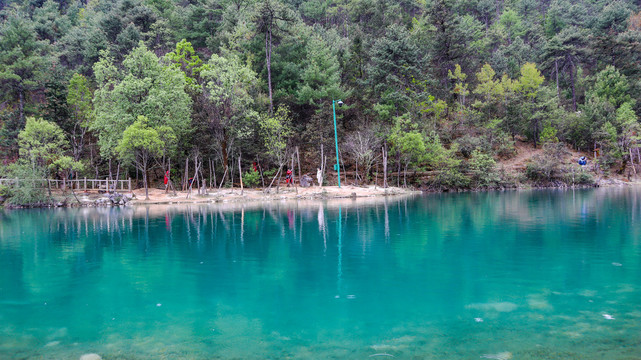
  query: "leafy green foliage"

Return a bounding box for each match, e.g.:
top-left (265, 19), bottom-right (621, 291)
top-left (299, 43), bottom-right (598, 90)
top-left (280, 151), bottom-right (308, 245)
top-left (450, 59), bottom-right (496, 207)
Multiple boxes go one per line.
top-left (242, 170), bottom-right (261, 188)
top-left (297, 34), bottom-right (346, 107)
top-left (1, 0), bottom-right (640, 191)
top-left (0, 161), bottom-right (49, 206)
top-left (115, 115), bottom-right (166, 199)
top-left (469, 150), bottom-right (500, 188)
top-left (368, 24), bottom-right (424, 111)
top-left (116, 116), bottom-right (165, 165)
top-left (0, 7), bottom-right (48, 122)
top-left (201, 50), bottom-right (259, 164)
top-left (18, 117), bottom-right (69, 168)
top-left (261, 105), bottom-right (292, 166)
top-left (590, 65), bottom-right (632, 109)
top-left (92, 43), bottom-right (191, 157)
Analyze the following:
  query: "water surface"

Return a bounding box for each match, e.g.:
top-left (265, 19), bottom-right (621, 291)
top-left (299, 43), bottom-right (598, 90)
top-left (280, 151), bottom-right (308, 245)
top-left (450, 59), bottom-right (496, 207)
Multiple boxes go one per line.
top-left (1, 188), bottom-right (641, 359)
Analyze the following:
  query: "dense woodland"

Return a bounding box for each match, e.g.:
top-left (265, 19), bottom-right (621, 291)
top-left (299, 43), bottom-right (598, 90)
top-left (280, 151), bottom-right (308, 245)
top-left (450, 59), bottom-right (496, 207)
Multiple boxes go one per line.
top-left (1, 0), bottom-right (641, 203)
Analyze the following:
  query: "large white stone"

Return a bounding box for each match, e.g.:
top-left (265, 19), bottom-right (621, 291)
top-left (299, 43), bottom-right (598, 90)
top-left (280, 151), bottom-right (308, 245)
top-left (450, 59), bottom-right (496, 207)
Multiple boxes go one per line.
top-left (79, 354), bottom-right (102, 360)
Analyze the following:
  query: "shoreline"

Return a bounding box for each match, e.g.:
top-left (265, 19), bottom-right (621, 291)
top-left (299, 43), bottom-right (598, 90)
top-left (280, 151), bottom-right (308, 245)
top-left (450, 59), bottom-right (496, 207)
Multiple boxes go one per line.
top-left (2, 179), bottom-right (640, 209)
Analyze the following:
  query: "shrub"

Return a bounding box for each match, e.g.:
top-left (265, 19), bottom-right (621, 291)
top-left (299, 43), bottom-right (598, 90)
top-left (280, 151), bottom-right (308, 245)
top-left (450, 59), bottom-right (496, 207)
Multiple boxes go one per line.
top-left (455, 134), bottom-right (487, 158)
top-left (564, 166), bottom-right (595, 185)
top-left (263, 168), bottom-right (277, 178)
top-left (434, 165), bottom-right (470, 189)
top-left (0, 184), bottom-right (8, 204)
top-left (525, 143), bottom-right (569, 183)
top-left (242, 170), bottom-right (260, 188)
top-left (2, 162), bottom-right (49, 206)
top-left (430, 156), bottom-right (470, 190)
top-left (492, 132), bottom-right (516, 159)
top-left (469, 150), bottom-right (500, 188)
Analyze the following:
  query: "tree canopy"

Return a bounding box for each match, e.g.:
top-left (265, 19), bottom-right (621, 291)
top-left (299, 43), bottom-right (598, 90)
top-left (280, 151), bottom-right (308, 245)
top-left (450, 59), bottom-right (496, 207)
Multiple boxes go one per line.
top-left (0, 0), bottom-right (640, 192)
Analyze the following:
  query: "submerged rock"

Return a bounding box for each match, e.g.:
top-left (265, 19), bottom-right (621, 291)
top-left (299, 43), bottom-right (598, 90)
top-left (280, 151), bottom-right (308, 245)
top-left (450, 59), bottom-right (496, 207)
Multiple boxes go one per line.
top-left (481, 351), bottom-right (513, 360)
top-left (79, 354), bottom-right (101, 360)
top-left (466, 301), bottom-right (518, 312)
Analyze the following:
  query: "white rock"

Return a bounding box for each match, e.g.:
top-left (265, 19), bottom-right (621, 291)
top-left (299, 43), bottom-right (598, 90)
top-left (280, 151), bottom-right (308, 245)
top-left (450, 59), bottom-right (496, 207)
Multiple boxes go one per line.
top-left (80, 354), bottom-right (102, 360)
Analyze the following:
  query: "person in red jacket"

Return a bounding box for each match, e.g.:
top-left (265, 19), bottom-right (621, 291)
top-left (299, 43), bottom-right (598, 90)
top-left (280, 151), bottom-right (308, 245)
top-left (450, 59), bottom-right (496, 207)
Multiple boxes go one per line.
top-left (285, 169), bottom-right (293, 186)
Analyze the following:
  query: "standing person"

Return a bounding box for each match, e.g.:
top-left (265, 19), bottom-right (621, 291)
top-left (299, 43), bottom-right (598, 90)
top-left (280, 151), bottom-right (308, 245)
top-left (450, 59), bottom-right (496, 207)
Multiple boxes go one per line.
top-left (285, 169), bottom-right (293, 187)
top-left (316, 168), bottom-right (323, 186)
top-left (164, 170), bottom-right (170, 190)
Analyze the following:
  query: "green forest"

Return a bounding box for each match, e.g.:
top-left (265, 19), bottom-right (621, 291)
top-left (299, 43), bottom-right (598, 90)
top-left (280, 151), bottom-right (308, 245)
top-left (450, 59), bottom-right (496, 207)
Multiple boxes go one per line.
top-left (1, 0), bottom-right (640, 203)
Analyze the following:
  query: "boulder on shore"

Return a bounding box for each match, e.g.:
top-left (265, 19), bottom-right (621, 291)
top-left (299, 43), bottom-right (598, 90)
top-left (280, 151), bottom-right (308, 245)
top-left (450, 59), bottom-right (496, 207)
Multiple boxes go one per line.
top-left (300, 175), bottom-right (313, 187)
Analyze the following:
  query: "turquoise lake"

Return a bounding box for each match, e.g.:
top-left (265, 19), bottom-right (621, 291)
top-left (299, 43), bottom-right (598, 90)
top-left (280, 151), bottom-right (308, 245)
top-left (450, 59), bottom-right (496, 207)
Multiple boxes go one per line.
top-left (1, 188), bottom-right (641, 359)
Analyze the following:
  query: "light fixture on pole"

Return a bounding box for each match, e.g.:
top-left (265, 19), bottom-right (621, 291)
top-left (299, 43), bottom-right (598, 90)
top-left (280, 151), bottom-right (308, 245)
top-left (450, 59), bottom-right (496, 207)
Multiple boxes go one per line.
top-left (332, 100), bottom-right (343, 188)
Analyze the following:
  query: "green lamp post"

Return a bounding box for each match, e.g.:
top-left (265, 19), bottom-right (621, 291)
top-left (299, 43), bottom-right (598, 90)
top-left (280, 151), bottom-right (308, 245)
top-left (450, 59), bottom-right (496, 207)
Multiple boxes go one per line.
top-left (333, 99), bottom-right (343, 187)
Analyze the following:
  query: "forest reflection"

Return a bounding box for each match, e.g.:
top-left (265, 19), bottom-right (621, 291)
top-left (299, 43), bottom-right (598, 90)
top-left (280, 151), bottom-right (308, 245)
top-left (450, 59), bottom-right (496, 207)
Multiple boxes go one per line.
top-left (1, 189), bottom-right (639, 293)
top-left (1, 188), bottom-right (641, 261)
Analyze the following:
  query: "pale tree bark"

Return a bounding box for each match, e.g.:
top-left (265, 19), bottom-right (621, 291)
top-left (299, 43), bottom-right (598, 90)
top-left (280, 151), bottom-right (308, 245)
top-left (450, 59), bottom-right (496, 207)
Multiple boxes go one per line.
top-left (382, 145), bottom-right (388, 188)
top-left (238, 156), bottom-right (244, 195)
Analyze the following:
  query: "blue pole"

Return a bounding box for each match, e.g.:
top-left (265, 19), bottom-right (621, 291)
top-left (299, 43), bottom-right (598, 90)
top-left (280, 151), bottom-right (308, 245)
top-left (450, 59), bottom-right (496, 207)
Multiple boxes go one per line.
top-left (333, 100), bottom-right (341, 188)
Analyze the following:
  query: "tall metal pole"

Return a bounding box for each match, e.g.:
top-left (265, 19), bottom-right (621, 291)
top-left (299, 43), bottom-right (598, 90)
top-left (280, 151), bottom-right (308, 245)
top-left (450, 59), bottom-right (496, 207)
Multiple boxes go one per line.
top-left (333, 100), bottom-right (341, 187)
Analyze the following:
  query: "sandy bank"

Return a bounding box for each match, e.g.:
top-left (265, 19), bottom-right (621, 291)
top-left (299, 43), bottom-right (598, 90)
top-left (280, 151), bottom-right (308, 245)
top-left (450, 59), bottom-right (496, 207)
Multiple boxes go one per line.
top-left (128, 185), bottom-right (420, 206)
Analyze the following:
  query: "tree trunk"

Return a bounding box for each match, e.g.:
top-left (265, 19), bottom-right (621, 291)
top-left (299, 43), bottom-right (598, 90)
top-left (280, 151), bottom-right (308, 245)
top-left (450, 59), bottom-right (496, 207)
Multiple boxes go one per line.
top-left (630, 148), bottom-right (637, 177)
top-left (212, 158), bottom-right (217, 189)
top-left (143, 165), bottom-right (149, 200)
top-left (257, 155), bottom-right (266, 188)
top-left (218, 166), bottom-right (228, 190)
top-left (186, 161), bottom-right (200, 199)
top-left (296, 146), bottom-right (302, 185)
top-left (276, 164), bottom-right (283, 193)
top-left (396, 151), bottom-right (401, 187)
top-left (382, 145), bottom-right (388, 189)
top-left (113, 163), bottom-right (120, 193)
top-left (375, 162), bottom-right (378, 189)
top-left (230, 151), bottom-right (234, 193)
top-left (404, 163), bottom-right (408, 188)
top-left (238, 156), bottom-right (244, 195)
top-left (266, 28), bottom-right (274, 114)
top-left (194, 155), bottom-right (200, 194)
top-left (322, 155), bottom-right (327, 185)
top-left (221, 134), bottom-right (229, 176)
top-left (354, 158), bottom-right (359, 185)
top-left (209, 158), bottom-right (213, 188)
top-left (169, 158), bottom-right (177, 196)
top-left (570, 60), bottom-right (577, 111)
top-left (267, 165), bottom-right (282, 193)
top-left (108, 159), bottom-right (113, 193)
top-left (320, 143), bottom-right (324, 186)
top-left (183, 157), bottom-right (189, 191)
top-left (291, 154), bottom-right (297, 194)
top-left (200, 161), bottom-right (207, 195)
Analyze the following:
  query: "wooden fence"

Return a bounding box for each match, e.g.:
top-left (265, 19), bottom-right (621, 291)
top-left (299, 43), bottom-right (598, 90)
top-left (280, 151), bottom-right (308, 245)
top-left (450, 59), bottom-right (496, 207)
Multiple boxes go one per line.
top-left (0, 178), bottom-right (132, 192)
